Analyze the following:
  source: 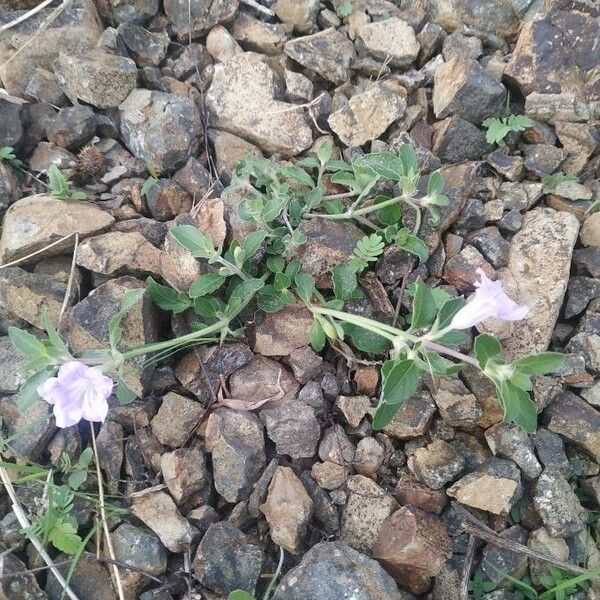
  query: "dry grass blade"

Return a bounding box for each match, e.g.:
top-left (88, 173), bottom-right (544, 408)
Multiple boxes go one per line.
top-left (240, 0), bottom-right (275, 16)
top-left (0, 232), bottom-right (75, 270)
top-left (59, 232), bottom-right (79, 324)
top-left (460, 534), bottom-right (476, 600)
top-left (0, 0), bottom-right (56, 34)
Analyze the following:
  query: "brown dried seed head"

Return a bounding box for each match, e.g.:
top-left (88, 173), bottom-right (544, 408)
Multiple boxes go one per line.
top-left (76, 145), bottom-right (105, 179)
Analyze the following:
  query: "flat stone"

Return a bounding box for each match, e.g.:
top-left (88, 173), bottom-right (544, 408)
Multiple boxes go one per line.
top-left (500, 181), bottom-right (543, 212)
top-left (480, 525), bottom-right (528, 587)
top-left (311, 460), bottom-right (347, 490)
top-left (54, 49), bottom-right (137, 108)
top-left (0, 336), bottom-right (27, 394)
top-left (340, 475), bottom-right (397, 555)
top-left (161, 445), bottom-right (211, 505)
top-left (253, 304), bottom-right (312, 356)
top-left (284, 28), bottom-right (356, 85)
top-left (206, 53), bottom-right (312, 156)
top-left (150, 392), bottom-right (203, 447)
top-left (433, 56), bottom-right (506, 124)
top-left (193, 522), bottom-right (263, 596)
top-left (432, 116), bottom-right (491, 163)
top-left (523, 144), bottom-right (565, 177)
top-left (356, 18), bottom-right (419, 67)
top-left (164, 0), bottom-right (238, 39)
top-left (0, 195), bottom-right (114, 264)
top-left (533, 428), bottom-right (571, 477)
top-left (374, 506), bottom-right (452, 595)
top-left (408, 439), bottom-right (465, 490)
top-left (383, 392), bottom-right (437, 439)
top-left (581, 212), bottom-right (600, 247)
top-left (534, 468), bottom-right (587, 537)
top-left (485, 422), bottom-right (541, 480)
top-left (274, 541), bottom-right (405, 600)
top-left (467, 226), bottom-right (510, 269)
top-left (131, 486), bottom-right (198, 553)
top-left (119, 89), bottom-right (202, 173)
top-left (447, 458), bottom-right (522, 515)
top-left (260, 466), bottom-right (313, 554)
top-left (260, 401), bottom-right (320, 459)
top-left (205, 408), bottom-right (266, 502)
top-left (555, 121), bottom-right (599, 175)
top-left (328, 82), bottom-right (406, 147)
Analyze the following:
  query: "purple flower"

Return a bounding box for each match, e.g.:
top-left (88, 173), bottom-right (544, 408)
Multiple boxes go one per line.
top-left (450, 268), bottom-right (529, 330)
top-left (38, 362), bottom-right (113, 428)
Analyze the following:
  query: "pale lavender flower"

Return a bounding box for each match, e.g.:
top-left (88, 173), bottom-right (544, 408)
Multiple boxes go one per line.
top-left (38, 361), bottom-right (113, 428)
top-left (450, 268), bottom-right (529, 330)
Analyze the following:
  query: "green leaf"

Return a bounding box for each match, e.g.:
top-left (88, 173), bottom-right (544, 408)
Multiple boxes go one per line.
top-left (193, 296), bottom-right (220, 318)
top-left (242, 231), bottom-right (268, 260)
top-left (375, 196), bottom-right (401, 225)
top-left (295, 272), bottom-right (315, 303)
top-left (266, 255), bottom-right (285, 273)
top-left (398, 144), bottom-right (418, 175)
top-left (433, 297), bottom-right (466, 330)
top-left (514, 352), bottom-right (565, 375)
top-left (47, 164), bottom-right (69, 199)
top-left (344, 323), bottom-right (391, 354)
top-left (67, 469), bottom-right (88, 491)
top-left (49, 520), bottom-right (82, 555)
top-left (189, 273), bottom-right (226, 298)
top-left (427, 171), bottom-right (443, 195)
top-left (273, 272), bottom-right (292, 291)
top-left (372, 359), bottom-right (419, 430)
top-left (332, 264), bottom-right (357, 301)
top-left (224, 278), bottom-right (264, 318)
top-left (228, 592), bottom-right (256, 600)
top-left (410, 279), bottom-right (437, 329)
top-left (395, 228), bottom-right (428, 262)
top-left (41, 311), bottom-right (70, 359)
top-left (170, 225), bottom-right (215, 259)
top-left (497, 381), bottom-right (537, 433)
top-left (316, 140), bottom-right (333, 165)
top-left (146, 277), bottom-right (190, 313)
top-left (109, 288), bottom-right (145, 349)
top-left (474, 333), bottom-right (502, 368)
top-left (8, 327), bottom-right (46, 361)
top-left (309, 320), bottom-right (326, 352)
top-left (354, 233), bottom-right (385, 265)
top-left (281, 165), bottom-right (314, 188)
top-left (115, 375), bottom-right (137, 404)
top-left (16, 367), bottom-right (56, 411)
top-left (140, 175), bottom-right (158, 197)
top-left (354, 152), bottom-right (404, 182)
top-left (435, 330), bottom-right (470, 346)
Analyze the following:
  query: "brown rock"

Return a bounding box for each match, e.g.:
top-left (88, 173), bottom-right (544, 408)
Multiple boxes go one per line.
top-left (395, 476), bottom-right (447, 514)
top-left (430, 377), bottom-right (481, 429)
top-left (354, 366), bottom-right (379, 396)
top-left (311, 460), bottom-right (347, 490)
top-left (383, 392), bottom-right (436, 439)
top-left (260, 466), bottom-right (313, 554)
top-left (253, 304), bottom-right (313, 356)
top-left (443, 246), bottom-right (495, 292)
top-left (336, 395), bottom-right (373, 428)
top-left (356, 18), bottom-right (419, 67)
top-left (151, 392), bottom-right (203, 447)
top-left (581, 212), bottom-right (600, 247)
top-left (208, 130), bottom-right (262, 184)
top-left (145, 179), bottom-right (192, 222)
top-left (374, 506), bottom-right (452, 594)
top-left (407, 439), bottom-right (465, 489)
top-left (161, 445), bottom-right (210, 504)
top-left (193, 196), bottom-right (227, 249)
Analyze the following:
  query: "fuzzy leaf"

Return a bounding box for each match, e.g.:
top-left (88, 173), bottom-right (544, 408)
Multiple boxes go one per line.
top-left (309, 320), bottom-right (326, 352)
top-left (332, 264), bottom-right (357, 301)
top-left (189, 273), bottom-right (226, 298)
top-left (295, 273), bottom-right (315, 303)
top-left (514, 352), bottom-right (565, 375)
top-left (224, 278), bottom-right (264, 318)
top-left (497, 380), bottom-right (537, 433)
top-left (474, 333), bottom-right (502, 368)
top-left (395, 228), bottom-right (428, 262)
top-left (16, 367), bottom-right (56, 412)
top-left (170, 225), bottom-right (215, 259)
top-left (410, 279), bottom-right (437, 329)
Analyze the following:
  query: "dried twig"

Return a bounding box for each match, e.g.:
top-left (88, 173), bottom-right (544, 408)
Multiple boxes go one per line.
top-left (0, 466), bottom-right (80, 600)
top-left (0, 0), bottom-right (56, 33)
top-left (460, 534), bottom-right (476, 600)
top-left (240, 0), bottom-right (275, 17)
top-left (0, 232), bottom-right (75, 270)
top-left (59, 233), bottom-right (79, 324)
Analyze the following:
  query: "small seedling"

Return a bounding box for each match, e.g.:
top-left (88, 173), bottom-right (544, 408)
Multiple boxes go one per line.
top-left (47, 164), bottom-right (87, 201)
top-left (541, 171), bottom-right (579, 193)
top-left (482, 114), bottom-right (533, 145)
top-left (0, 146), bottom-right (17, 162)
top-left (140, 162), bottom-right (159, 197)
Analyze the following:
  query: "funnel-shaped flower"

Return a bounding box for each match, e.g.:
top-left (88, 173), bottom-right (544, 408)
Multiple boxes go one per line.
top-left (450, 269), bottom-right (529, 330)
top-left (38, 362), bottom-right (113, 428)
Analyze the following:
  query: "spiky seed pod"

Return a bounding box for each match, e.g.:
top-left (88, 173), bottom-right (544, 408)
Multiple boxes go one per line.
top-left (76, 145), bottom-right (105, 180)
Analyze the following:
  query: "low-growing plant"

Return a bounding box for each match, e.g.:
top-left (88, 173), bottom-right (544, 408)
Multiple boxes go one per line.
top-left (482, 114), bottom-right (533, 145)
top-left (541, 171), bottom-right (579, 193)
top-left (47, 164), bottom-right (87, 201)
top-left (140, 162), bottom-right (159, 197)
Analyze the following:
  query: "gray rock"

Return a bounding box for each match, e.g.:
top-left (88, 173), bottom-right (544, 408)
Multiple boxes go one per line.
top-left (187, 505), bottom-right (220, 536)
top-left (95, 421), bottom-right (123, 495)
top-left (0, 542), bottom-right (47, 599)
top-left (0, 162), bottom-right (20, 216)
top-left (319, 424), bottom-right (355, 465)
top-left (274, 541), bottom-right (405, 600)
top-left (46, 106), bottom-right (96, 151)
top-left (533, 428), bottom-right (570, 477)
top-left (0, 336), bottom-right (27, 394)
top-left (500, 181), bottom-right (543, 212)
top-left (354, 437), bottom-right (385, 478)
top-left (109, 0), bottom-right (159, 24)
top-left (442, 32), bottom-right (482, 61)
top-left (487, 149), bottom-right (524, 182)
top-left (119, 89), bottom-right (202, 173)
top-left (260, 400), bottom-right (320, 459)
top-left (433, 56), bottom-right (506, 124)
top-left (117, 23), bottom-right (169, 67)
top-left (205, 53), bottom-right (312, 156)
top-left (253, 304), bottom-right (313, 357)
top-left (528, 527), bottom-right (569, 587)
top-left (164, 0), bottom-right (239, 39)
top-left (299, 470), bottom-right (340, 534)
top-left (467, 226), bottom-right (510, 269)
top-left (288, 345), bottom-right (323, 384)
top-left (481, 525), bottom-right (529, 586)
top-left (523, 144), bottom-right (565, 178)
top-left (356, 18), bottom-right (419, 67)
top-left (248, 458), bottom-right (278, 518)
top-left (0, 98), bottom-right (23, 149)
top-left (193, 522), bottom-right (263, 596)
top-left (150, 392), bottom-right (203, 447)
top-left (567, 332), bottom-right (600, 374)
top-left (54, 49), bottom-right (137, 108)
top-left (534, 468), bottom-right (587, 537)
top-left (231, 12), bottom-right (288, 55)
top-left (384, 392), bottom-right (437, 439)
top-left (284, 28), bottom-right (356, 85)
top-left (574, 247), bottom-right (600, 278)
top-left (498, 209), bottom-right (523, 234)
top-left (485, 422), bottom-right (542, 480)
top-left (205, 408), bottom-right (266, 502)
top-left (408, 440), bottom-right (465, 489)
top-left (161, 445), bottom-right (211, 504)
top-left (432, 116), bottom-right (491, 162)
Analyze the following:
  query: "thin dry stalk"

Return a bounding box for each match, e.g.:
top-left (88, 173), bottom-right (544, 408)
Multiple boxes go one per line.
top-left (59, 233), bottom-right (79, 324)
top-left (90, 424), bottom-right (125, 600)
top-left (0, 233), bottom-right (75, 270)
top-left (240, 0), bottom-right (275, 16)
top-left (460, 534), bottom-right (476, 600)
top-left (0, 466), bottom-right (80, 600)
top-left (0, 0), bottom-right (56, 34)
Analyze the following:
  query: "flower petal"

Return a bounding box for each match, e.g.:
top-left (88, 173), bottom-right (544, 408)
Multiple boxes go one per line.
top-left (37, 377), bottom-right (60, 405)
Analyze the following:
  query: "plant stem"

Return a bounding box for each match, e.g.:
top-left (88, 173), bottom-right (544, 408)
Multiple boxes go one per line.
top-left (420, 339), bottom-right (479, 367)
top-left (214, 257), bottom-right (248, 281)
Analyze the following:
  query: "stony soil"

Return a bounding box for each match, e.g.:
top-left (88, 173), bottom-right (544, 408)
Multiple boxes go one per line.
top-left (0, 0), bottom-right (599, 599)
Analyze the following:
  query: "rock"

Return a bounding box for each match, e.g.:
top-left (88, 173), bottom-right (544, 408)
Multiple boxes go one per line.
top-left (523, 144), bottom-right (565, 177)
top-left (131, 486), bottom-right (198, 552)
top-left (46, 106), bottom-right (96, 151)
top-left (0, 98), bottom-right (23, 150)
top-left (187, 505), bottom-right (220, 536)
top-left (161, 445), bottom-right (210, 504)
top-left (354, 366), bottom-right (380, 396)
top-left (228, 356), bottom-right (298, 406)
top-left (528, 527), bottom-right (569, 587)
top-left (374, 506), bottom-right (452, 595)
top-left (534, 428), bottom-right (570, 477)
top-left (296, 218), bottom-right (364, 286)
top-left (455, 198), bottom-right (486, 232)
top-left (430, 376), bottom-right (482, 429)
top-left (274, 541), bottom-right (405, 600)
top-left (206, 53), bottom-right (312, 156)
top-left (0, 266), bottom-right (70, 329)
top-left (288, 345), bottom-right (322, 384)
top-left (485, 422), bottom-right (541, 480)
top-left (336, 395), bottom-right (372, 429)
top-left (354, 437), bottom-right (385, 478)
top-left (356, 18), bottom-right (419, 67)
top-left (260, 466), bottom-right (313, 554)
top-left (340, 475), bottom-right (397, 554)
top-left (383, 392), bottom-right (437, 439)
top-left (395, 476), bottom-right (447, 514)
top-left (117, 23), bottom-right (168, 67)
top-left (299, 470), bottom-right (340, 534)
top-left (284, 28), bottom-right (356, 85)
top-left (164, 0), bottom-right (238, 39)
top-left (432, 116), bottom-right (491, 163)
top-left (487, 149), bottom-right (524, 182)
top-left (95, 421), bottom-right (123, 495)
top-left (205, 408), bottom-right (266, 502)
top-left (150, 392), bottom-right (203, 447)
top-left (76, 231), bottom-right (162, 277)
top-left (0, 337), bottom-right (27, 394)
top-left (247, 458), bottom-right (278, 518)
top-left (193, 522), bottom-right (263, 596)
top-left (555, 121), bottom-right (599, 175)
top-left (253, 304), bottom-right (313, 356)
top-left (574, 247), bottom-right (600, 278)
top-left (119, 89), bottom-right (202, 173)
top-left (231, 12), bottom-right (288, 55)
top-left (311, 459), bottom-right (346, 490)
top-left (273, 0), bottom-right (319, 32)
top-left (442, 32), bottom-right (482, 60)
top-left (500, 181), bottom-right (543, 212)
top-left (467, 226), bottom-right (510, 269)
top-left (205, 23), bottom-right (243, 61)
top-left (567, 332), bottom-right (600, 373)
top-left (493, 208), bottom-right (580, 359)
top-left (0, 194), bottom-right (113, 265)
top-left (408, 439), bottom-right (465, 489)
top-left (425, 0), bottom-right (532, 38)
top-left (498, 209), bottom-right (523, 234)
top-left (328, 82), bottom-right (405, 147)
top-left (0, 162), bottom-right (20, 216)
top-left (0, 0), bottom-right (103, 98)
top-left (260, 401), bottom-right (320, 459)
top-left (480, 525), bottom-right (528, 587)
top-left (447, 458), bottom-right (522, 515)
top-left (0, 542), bottom-right (47, 599)
top-left (112, 523), bottom-right (167, 599)
top-left (319, 424), bottom-right (355, 465)
top-left (544, 391), bottom-right (600, 458)
top-left (581, 212), bottom-right (600, 247)
top-left (108, 0), bottom-right (159, 24)
top-left (145, 180), bottom-right (192, 222)
top-left (64, 276), bottom-right (158, 396)
top-left (443, 246), bottom-right (495, 292)
top-left (54, 49), bottom-right (137, 108)
top-left (433, 56), bottom-right (506, 124)
top-left (534, 468), bottom-right (587, 538)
